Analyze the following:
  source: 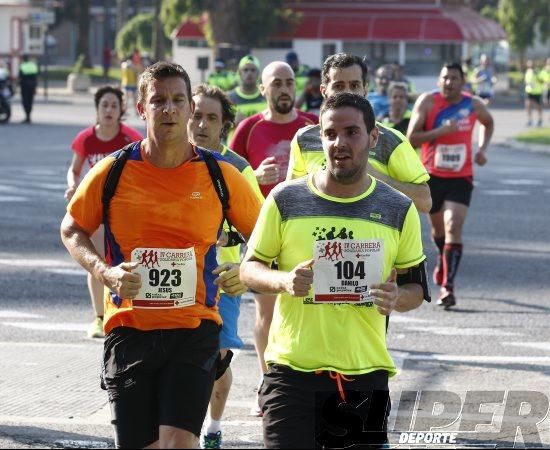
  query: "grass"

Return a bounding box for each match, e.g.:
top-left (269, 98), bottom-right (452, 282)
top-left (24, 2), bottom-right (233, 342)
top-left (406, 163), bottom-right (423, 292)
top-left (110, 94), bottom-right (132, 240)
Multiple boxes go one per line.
top-left (44, 66), bottom-right (121, 82)
top-left (516, 127), bottom-right (550, 146)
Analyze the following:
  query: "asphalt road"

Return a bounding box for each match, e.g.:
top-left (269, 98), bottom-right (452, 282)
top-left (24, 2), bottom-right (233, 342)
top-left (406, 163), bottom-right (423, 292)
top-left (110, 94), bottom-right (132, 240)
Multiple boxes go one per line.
top-left (0, 95), bottom-right (549, 448)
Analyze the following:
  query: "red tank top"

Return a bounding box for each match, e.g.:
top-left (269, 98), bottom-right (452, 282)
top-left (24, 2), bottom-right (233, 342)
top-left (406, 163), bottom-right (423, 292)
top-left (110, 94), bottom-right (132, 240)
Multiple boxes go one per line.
top-left (422, 92), bottom-right (477, 178)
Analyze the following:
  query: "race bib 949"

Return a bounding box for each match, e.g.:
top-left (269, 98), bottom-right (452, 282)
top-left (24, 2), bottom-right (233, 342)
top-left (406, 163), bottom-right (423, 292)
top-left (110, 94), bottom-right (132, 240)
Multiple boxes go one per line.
top-left (131, 248), bottom-right (197, 309)
top-left (313, 239), bottom-right (384, 304)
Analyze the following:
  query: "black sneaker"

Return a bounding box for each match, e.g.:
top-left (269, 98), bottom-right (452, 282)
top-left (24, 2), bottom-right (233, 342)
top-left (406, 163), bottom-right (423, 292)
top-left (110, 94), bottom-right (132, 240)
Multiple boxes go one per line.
top-left (437, 289), bottom-right (456, 310)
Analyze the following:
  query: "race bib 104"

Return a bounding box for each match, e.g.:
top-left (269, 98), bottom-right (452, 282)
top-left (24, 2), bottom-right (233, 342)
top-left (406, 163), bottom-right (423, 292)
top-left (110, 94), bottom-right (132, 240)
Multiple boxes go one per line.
top-left (313, 239), bottom-right (384, 304)
top-left (131, 248), bottom-right (197, 309)
top-left (434, 144), bottom-right (467, 172)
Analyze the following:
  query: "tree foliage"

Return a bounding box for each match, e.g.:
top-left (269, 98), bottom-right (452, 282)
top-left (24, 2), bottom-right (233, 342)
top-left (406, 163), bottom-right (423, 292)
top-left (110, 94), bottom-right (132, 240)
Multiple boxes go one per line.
top-left (160, 0), bottom-right (297, 50)
top-left (497, 0), bottom-right (549, 57)
top-left (115, 13), bottom-right (171, 60)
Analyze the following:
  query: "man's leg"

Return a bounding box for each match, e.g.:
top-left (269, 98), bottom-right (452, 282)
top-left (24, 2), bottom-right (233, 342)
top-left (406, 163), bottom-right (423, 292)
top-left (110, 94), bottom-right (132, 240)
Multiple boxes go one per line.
top-left (21, 88), bottom-right (31, 122)
top-left (429, 211), bottom-right (445, 286)
top-left (526, 97), bottom-right (533, 126)
top-left (203, 349), bottom-right (232, 448)
top-left (438, 201), bottom-right (469, 308)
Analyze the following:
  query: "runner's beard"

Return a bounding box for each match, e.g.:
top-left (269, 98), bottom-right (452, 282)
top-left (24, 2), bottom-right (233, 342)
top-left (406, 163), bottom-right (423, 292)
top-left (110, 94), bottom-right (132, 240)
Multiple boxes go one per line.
top-left (274, 97), bottom-right (294, 114)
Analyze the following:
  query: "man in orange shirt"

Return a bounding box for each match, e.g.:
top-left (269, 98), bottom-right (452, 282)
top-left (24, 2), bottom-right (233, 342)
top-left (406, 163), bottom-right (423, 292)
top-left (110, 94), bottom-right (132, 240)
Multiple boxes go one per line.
top-left (60, 62), bottom-right (261, 449)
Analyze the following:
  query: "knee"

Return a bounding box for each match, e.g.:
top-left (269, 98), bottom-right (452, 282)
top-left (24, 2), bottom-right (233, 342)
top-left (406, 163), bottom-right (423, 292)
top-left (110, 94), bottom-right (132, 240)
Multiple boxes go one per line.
top-left (445, 219), bottom-right (462, 237)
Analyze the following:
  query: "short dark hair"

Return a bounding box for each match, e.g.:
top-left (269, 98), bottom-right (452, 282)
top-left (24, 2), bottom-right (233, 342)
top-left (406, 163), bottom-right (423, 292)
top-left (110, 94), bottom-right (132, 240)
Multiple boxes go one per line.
top-left (94, 85), bottom-right (125, 120)
top-left (322, 53), bottom-right (369, 86)
top-left (192, 84), bottom-right (236, 137)
top-left (320, 92), bottom-right (375, 133)
top-left (442, 61), bottom-right (464, 79)
top-left (138, 61), bottom-right (191, 103)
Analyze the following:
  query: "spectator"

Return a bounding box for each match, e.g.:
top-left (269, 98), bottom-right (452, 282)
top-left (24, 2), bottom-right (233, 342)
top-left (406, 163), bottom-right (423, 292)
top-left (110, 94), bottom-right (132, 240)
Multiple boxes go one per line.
top-left (295, 68), bottom-right (322, 116)
top-left (368, 64), bottom-right (393, 120)
top-left (381, 81), bottom-right (412, 135)
top-left (524, 59), bottom-right (544, 127)
top-left (473, 54), bottom-right (497, 104)
top-left (18, 54), bottom-right (39, 124)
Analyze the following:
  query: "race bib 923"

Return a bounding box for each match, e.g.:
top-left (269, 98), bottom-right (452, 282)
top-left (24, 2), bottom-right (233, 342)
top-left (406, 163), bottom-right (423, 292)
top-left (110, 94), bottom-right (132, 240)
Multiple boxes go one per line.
top-left (131, 247), bottom-right (197, 309)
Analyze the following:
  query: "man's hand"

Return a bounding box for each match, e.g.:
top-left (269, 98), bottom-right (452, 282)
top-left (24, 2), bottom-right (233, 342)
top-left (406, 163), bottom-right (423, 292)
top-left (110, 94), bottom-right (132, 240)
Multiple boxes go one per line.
top-left (104, 262), bottom-right (142, 299)
top-left (213, 263), bottom-right (247, 296)
top-left (284, 259), bottom-right (314, 297)
top-left (441, 119), bottom-right (459, 135)
top-left (369, 268), bottom-right (398, 316)
top-left (474, 149), bottom-right (488, 166)
top-left (64, 185), bottom-right (77, 201)
top-left (254, 156), bottom-right (280, 185)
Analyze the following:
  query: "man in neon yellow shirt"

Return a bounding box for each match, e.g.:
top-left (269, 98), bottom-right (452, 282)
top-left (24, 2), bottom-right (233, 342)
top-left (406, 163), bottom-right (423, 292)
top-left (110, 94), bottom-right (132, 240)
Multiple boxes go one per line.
top-left (228, 55), bottom-right (266, 127)
top-left (524, 59), bottom-right (544, 127)
top-left (287, 53), bottom-right (431, 214)
top-left (188, 84), bottom-right (263, 450)
top-left (241, 93), bottom-right (430, 449)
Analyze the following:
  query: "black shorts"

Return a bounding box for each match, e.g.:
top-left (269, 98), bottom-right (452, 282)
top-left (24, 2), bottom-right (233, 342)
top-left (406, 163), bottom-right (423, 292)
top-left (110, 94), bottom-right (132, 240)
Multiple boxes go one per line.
top-left (259, 364), bottom-right (390, 449)
top-left (527, 93), bottom-right (542, 105)
top-left (102, 321), bottom-right (220, 448)
top-left (428, 175), bottom-right (474, 213)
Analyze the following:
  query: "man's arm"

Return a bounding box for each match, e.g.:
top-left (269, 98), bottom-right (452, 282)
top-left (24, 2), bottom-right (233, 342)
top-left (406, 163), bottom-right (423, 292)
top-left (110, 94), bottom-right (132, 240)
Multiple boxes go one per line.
top-left (472, 96), bottom-right (494, 166)
top-left (407, 93), bottom-right (458, 148)
top-left (368, 167), bottom-right (432, 213)
top-left (240, 255), bottom-right (314, 297)
top-left (60, 213), bottom-right (141, 298)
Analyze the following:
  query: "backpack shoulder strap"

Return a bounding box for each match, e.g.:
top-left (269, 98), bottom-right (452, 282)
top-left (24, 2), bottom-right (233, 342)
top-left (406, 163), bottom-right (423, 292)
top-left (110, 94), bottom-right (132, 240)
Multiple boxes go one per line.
top-left (199, 148), bottom-right (230, 211)
top-left (102, 142), bottom-right (135, 222)
top-left (198, 148), bottom-right (245, 246)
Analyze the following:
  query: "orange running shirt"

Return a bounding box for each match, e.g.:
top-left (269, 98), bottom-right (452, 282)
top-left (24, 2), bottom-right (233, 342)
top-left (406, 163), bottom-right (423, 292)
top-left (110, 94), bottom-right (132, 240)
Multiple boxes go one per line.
top-left (67, 142), bottom-right (261, 334)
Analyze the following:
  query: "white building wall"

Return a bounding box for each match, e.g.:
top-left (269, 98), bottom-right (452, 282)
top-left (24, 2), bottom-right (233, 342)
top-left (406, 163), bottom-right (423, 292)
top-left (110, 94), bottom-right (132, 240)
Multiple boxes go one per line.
top-left (293, 39), bottom-right (323, 68)
top-left (172, 43), bottom-right (213, 87)
top-left (253, 49), bottom-right (289, 69)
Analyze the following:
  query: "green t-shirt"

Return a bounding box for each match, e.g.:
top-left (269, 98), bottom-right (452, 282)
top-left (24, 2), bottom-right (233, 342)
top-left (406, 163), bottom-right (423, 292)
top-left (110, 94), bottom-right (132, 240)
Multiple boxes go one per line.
top-left (525, 68), bottom-right (544, 95)
top-left (246, 174), bottom-right (425, 375)
top-left (228, 87), bottom-right (266, 118)
top-left (217, 145), bottom-right (264, 267)
top-left (207, 71), bottom-right (236, 92)
top-left (287, 122), bottom-right (429, 185)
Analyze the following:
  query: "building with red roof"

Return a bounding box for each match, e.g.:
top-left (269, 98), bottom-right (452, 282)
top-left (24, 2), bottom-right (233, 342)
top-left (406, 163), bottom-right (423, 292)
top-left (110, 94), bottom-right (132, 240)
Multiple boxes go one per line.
top-left (172, 0), bottom-right (507, 86)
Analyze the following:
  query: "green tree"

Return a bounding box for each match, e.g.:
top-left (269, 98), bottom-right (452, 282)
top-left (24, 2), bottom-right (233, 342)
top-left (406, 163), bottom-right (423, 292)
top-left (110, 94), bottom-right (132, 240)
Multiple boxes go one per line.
top-left (115, 13), bottom-right (172, 61)
top-left (498, 0), bottom-right (549, 70)
top-left (161, 0), bottom-right (296, 54)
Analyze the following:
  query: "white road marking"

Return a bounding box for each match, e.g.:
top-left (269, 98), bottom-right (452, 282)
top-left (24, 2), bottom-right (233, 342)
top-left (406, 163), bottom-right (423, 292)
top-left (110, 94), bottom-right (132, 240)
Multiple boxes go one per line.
top-left (392, 352), bottom-right (550, 365)
top-left (0, 258), bottom-right (77, 268)
top-left (481, 189), bottom-right (528, 196)
top-left (0, 341), bottom-right (101, 349)
top-left (0, 195), bottom-right (28, 202)
top-left (404, 326), bottom-right (521, 336)
top-left (500, 179), bottom-right (544, 186)
top-left (54, 440), bottom-right (110, 449)
top-left (45, 268), bottom-right (87, 276)
top-left (503, 341), bottom-right (550, 351)
top-left (0, 310), bottom-right (44, 319)
top-left (2, 322), bottom-right (88, 332)
top-left (389, 316), bottom-right (431, 323)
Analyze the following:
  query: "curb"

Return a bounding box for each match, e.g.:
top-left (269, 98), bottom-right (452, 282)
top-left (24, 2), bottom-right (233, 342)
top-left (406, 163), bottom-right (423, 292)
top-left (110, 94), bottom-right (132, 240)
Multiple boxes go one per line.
top-left (501, 138), bottom-right (550, 156)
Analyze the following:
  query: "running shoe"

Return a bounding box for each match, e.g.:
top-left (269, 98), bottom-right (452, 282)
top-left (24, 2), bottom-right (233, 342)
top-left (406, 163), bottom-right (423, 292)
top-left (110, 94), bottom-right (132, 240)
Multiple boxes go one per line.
top-left (433, 263), bottom-right (443, 286)
top-left (201, 431), bottom-right (222, 449)
top-left (87, 317), bottom-right (104, 338)
top-left (437, 288), bottom-right (456, 310)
